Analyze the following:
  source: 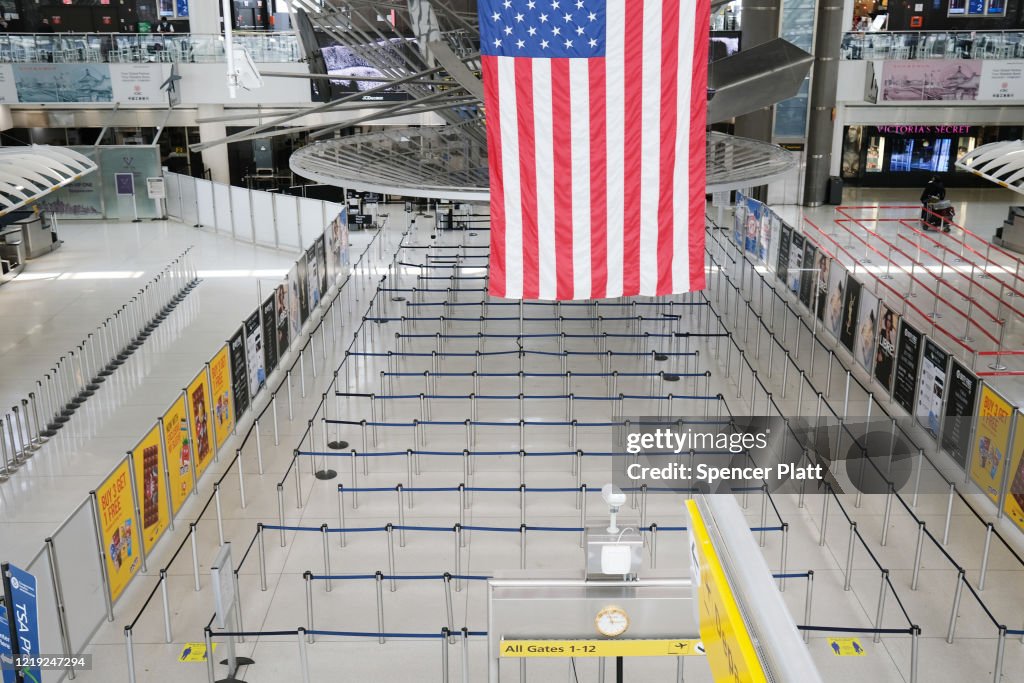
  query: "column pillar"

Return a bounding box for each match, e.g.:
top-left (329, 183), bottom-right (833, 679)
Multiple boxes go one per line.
top-left (802, 0), bottom-right (845, 207)
top-left (197, 104), bottom-right (231, 184)
top-left (734, 0), bottom-right (781, 203)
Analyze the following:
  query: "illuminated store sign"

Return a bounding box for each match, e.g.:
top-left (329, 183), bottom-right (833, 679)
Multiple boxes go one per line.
top-left (876, 125), bottom-right (972, 134)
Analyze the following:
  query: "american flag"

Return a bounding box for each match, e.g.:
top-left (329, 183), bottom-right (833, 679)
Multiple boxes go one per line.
top-left (479, 0), bottom-right (709, 300)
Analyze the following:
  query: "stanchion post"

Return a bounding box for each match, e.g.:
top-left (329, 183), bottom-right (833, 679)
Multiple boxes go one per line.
top-left (873, 569), bottom-right (888, 644)
top-left (911, 521), bottom-right (925, 590)
top-left (258, 523), bottom-right (267, 591)
top-left (190, 522), bottom-right (201, 591)
top-left (803, 570), bottom-right (814, 644)
top-left (946, 568), bottom-right (965, 643)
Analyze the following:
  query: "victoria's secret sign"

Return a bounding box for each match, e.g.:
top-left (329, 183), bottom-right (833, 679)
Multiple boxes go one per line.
top-left (875, 125), bottom-right (972, 135)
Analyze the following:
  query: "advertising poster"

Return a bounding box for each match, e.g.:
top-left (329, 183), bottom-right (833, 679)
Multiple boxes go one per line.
top-left (854, 290), bottom-right (879, 372)
top-left (109, 64), bottom-right (166, 104)
top-left (743, 196), bottom-right (761, 255)
top-left (969, 387), bottom-right (1014, 502)
top-left (733, 195), bottom-right (747, 250)
top-left (759, 211), bottom-right (776, 265)
top-left (306, 245), bottom-right (321, 313)
top-left (873, 304), bottom-right (900, 393)
top-left (275, 283), bottom-right (291, 358)
top-left (12, 63), bottom-right (113, 102)
top-left (880, 60), bottom-right (981, 102)
top-left (244, 311), bottom-right (266, 399)
top-left (798, 242), bottom-right (817, 310)
top-left (96, 459), bottom-right (141, 602)
top-left (824, 261), bottom-right (847, 340)
top-left (287, 264), bottom-right (302, 339)
top-left (162, 394), bottom-right (194, 515)
top-left (813, 251), bottom-right (830, 322)
top-left (209, 345), bottom-right (235, 450)
top-left (131, 425), bottom-right (168, 555)
top-left (916, 339), bottom-right (950, 438)
top-left (296, 256), bottom-right (310, 325)
top-left (787, 232), bottom-right (805, 296)
top-left (229, 328), bottom-right (251, 424)
top-left (317, 38), bottom-right (416, 102)
top-left (36, 147), bottom-right (104, 218)
top-left (339, 206), bottom-right (350, 269)
top-left (892, 322), bottom-right (922, 414)
top-left (838, 275), bottom-right (862, 353)
top-left (261, 295), bottom-right (279, 378)
top-left (325, 215), bottom-right (340, 286)
top-left (187, 370), bottom-right (214, 480)
top-left (977, 61), bottom-right (1024, 101)
top-left (776, 224), bottom-right (792, 285)
top-left (1001, 414), bottom-right (1024, 531)
top-left (940, 360), bottom-right (979, 469)
top-left (316, 234), bottom-right (328, 299)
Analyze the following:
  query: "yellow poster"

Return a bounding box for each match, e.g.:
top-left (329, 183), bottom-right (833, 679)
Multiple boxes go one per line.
top-left (969, 386), bottom-right (1014, 502)
top-left (685, 500), bottom-right (767, 683)
top-left (209, 345), bottom-right (235, 452)
top-left (163, 394), bottom-right (194, 515)
top-left (96, 458), bottom-right (141, 603)
top-left (1001, 413), bottom-right (1024, 530)
top-left (131, 424), bottom-right (168, 554)
top-left (187, 369), bottom-right (215, 480)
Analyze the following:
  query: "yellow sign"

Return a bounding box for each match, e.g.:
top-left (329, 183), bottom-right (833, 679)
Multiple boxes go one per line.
top-left (162, 394), bottom-right (194, 515)
top-left (209, 345), bottom-right (235, 451)
top-left (828, 638), bottom-right (865, 656)
top-left (187, 369), bottom-right (215, 480)
top-left (1002, 413), bottom-right (1024, 530)
top-left (96, 459), bottom-right (141, 602)
top-left (500, 639), bottom-right (703, 658)
top-left (685, 500), bottom-right (768, 683)
top-left (970, 387), bottom-right (1014, 502)
top-left (178, 642), bottom-right (217, 662)
top-left (131, 424), bottom-right (168, 554)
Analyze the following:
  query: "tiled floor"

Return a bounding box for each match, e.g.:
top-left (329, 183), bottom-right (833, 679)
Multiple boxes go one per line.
top-left (0, 192), bottom-right (1021, 682)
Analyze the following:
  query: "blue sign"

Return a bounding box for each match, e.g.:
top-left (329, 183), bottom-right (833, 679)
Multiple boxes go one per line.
top-left (0, 604), bottom-right (14, 683)
top-left (115, 173), bottom-right (135, 197)
top-left (5, 564), bottom-right (39, 683)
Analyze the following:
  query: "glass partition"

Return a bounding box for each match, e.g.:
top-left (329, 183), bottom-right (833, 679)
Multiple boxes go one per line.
top-left (0, 32), bottom-right (300, 64)
top-left (841, 30), bottom-right (1024, 60)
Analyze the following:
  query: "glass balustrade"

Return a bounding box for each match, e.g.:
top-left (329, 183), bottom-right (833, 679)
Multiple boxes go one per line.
top-left (841, 30), bottom-right (1024, 61)
top-left (0, 32), bottom-right (301, 64)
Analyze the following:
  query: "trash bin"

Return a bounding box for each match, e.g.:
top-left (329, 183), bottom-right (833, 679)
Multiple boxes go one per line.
top-left (827, 176), bottom-right (843, 205)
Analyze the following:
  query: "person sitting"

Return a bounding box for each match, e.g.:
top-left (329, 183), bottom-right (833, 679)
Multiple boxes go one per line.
top-left (156, 18), bottom-right (175, 33)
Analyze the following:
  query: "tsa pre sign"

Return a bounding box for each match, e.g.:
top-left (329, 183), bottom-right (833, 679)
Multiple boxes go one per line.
top-left (209, 345), bottom-right (235, 452)
top-left (131, 424), bottom-right (168, 554)
top-left (2, 563), bottom-right (39, 683)
top-left (96, 460), bottom-right (141, 603)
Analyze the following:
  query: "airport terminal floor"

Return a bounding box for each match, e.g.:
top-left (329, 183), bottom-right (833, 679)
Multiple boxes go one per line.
top-left (2, 186), bottom-right (1024, 683)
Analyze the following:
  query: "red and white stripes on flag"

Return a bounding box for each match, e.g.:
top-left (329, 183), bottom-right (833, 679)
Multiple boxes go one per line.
top-left (481, 0), bottom-right (709, 300)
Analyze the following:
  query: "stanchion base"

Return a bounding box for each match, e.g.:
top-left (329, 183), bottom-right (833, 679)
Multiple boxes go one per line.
top-left (116, 353), bottom-right (130, 361)
top-left (315, 469), bottom-right (339, 480)
top-left (127, 343), bottom-right (141, 351)
top-left (98, 368), bottom-right (114, 376)
top-left (77, 390), bottom-right (95, 399)
top-left (327, 441), bottom-right (349, 450)
top-left (214, 677), bottom-right (247, 683)
top-left (219, 657), bottom-right (255, 666)
top-left (85, 383), bottom-right (100, 391)
top-left (92, 376), bottom-right (106, 384)
top-left (70, 396), bottom-right (86, 405)
top-left (391, 296), bottom-right (406, 302)
top-left (132, 219), bottom-right (142, 223)
top-left (469, 232), bottom-right (478, 237)
top-left (663, 374), bottom-right (680, 382)
top-left (654, 354), bottom-right (668, 362)
top-left (989, 364), bottom-right (1008, 371)
top-left (60, 407), bottom-right (76, 416)
top-left (41, 429), bottom-right (58, 437)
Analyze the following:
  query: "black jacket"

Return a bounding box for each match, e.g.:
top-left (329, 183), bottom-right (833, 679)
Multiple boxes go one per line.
top-left (921, 181), bottom-right (945, 203)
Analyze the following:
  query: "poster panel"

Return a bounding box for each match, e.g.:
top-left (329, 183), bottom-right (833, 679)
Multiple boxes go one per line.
top-left (12, 63), bottom-right (113, 103)
top-left (824, 261), bottom-right (847, 339)
top-left (892, 322), bottom-right (922, 414)
top-left (743, 196), bottom-right (760, 255)
top-left (759, 211), bottom-right (776, 266)
top-left (325, 215), bottom-right (340, 286)
top-left (316, 234), bottom-right (328, 299)
top-left (109, 64), bottom-right (166, 104)
top-left (969, 387), bottom-right (1014, 502)
top-left (275, 283), bottom-right (291, 358)
top-left (338, 206), bottom-right (350, 269)
top-left (798, 242), bottom-right (817, 310)
top-left (261, 295), bottom-right (279, 377)
top-left (977, 61), bottom-right (1024, 101)
top-left (1001, 414), bottom-right (1024, 530)
top-left (853, 289), bottom-right (879, 372)
top-left (776, 224), bottom-right (792, 285)
top-left (873, 304), bottom-right (900, 393)
top-left (162, 394), bottom-right (194, 515)
top-left (245, 310), bottom-right (266, 399)
top-left (209, 345), bottom-right (235, 450)
top-left (733, 192), bottom-right (747, 249)
top-left (187, 369), bottom-right (215, 480)
top-left (130, 424), bottom-right (168, 555)
top-left (787, 232), bottom-right (805, 296)
top-left (296, 255), bottom-right (310, 325)
top-left (880, 60), bottom-right (981, 102)
top-left (839, 276), bottom-right (862, 353)
top-left (813, 252), bottom-right (829, 322)
top-left (229, 327), bottom-right (250, 424)
top-left (940, 360), bottom-right (979, 469)
top-left (95, 458), bottom-right (141, 602)
top-left (287, 263), bottom-right (302, 339)
top-left (306, 245), bottom-right (321, 313)
top-left (916, 338), bottom-right (950, 438)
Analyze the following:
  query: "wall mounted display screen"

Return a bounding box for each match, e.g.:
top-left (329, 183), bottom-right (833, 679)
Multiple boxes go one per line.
top-left (916, 339), bottom-right (950, 438)
top-left (941, 359), bottom-right (979, 469)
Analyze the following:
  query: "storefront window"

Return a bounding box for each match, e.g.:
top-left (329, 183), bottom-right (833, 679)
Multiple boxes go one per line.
top-left (865, 136), bottom-right (884, 173)
top-left (842, 126), bottom-right (864, 177)
top-left (889, 137), bottom-right (951, 173)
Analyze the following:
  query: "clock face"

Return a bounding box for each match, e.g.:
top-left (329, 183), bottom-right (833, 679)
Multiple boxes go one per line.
top-left (595, 606), bottom-right (629, 637)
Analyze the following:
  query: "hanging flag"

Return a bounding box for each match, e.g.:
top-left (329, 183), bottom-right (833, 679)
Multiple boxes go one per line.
top-left (479, 0), bottom-right (709, 300)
